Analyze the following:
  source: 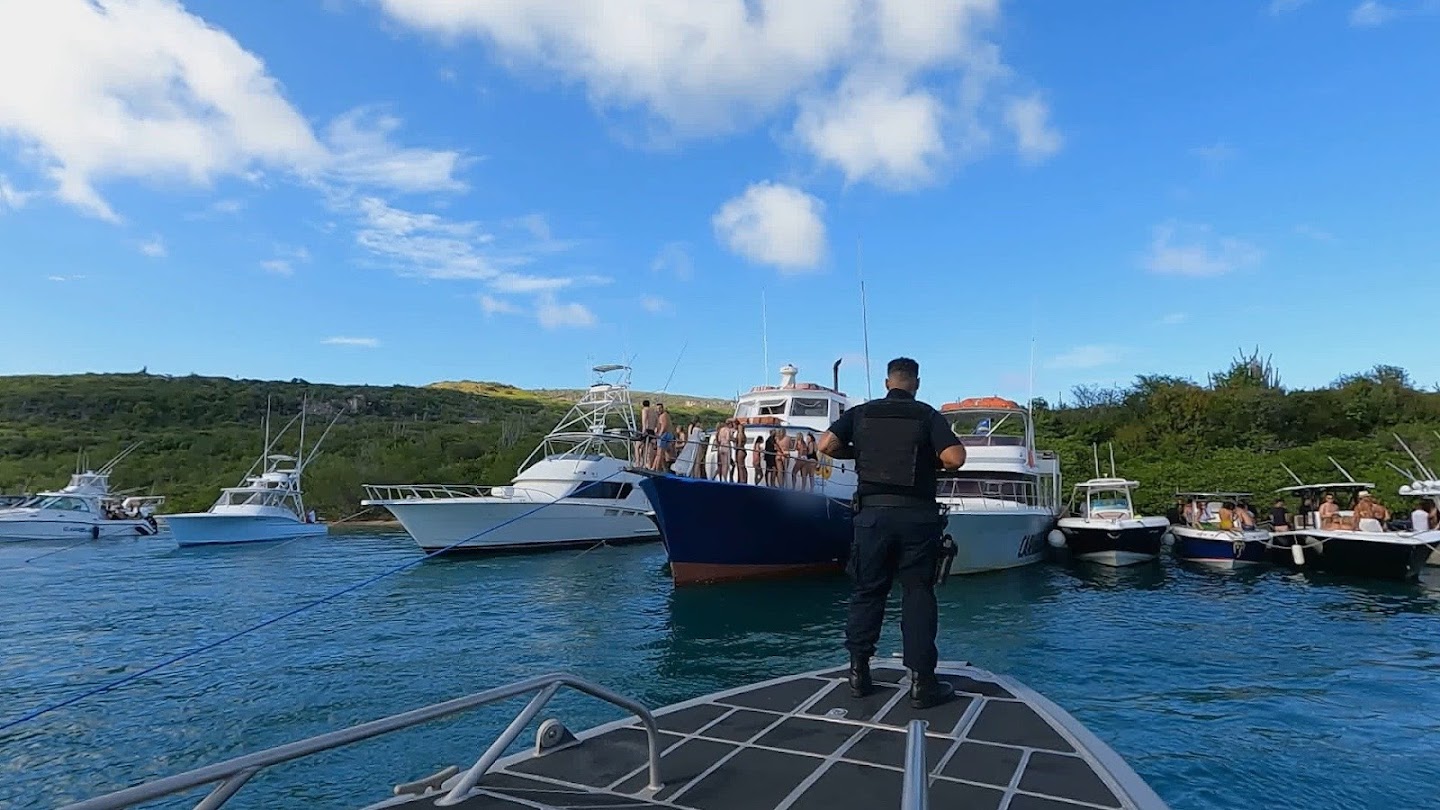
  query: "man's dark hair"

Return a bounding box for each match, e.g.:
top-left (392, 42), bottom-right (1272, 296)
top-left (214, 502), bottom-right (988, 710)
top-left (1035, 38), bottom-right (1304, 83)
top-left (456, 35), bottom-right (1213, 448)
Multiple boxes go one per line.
top-left (886, 357), bottom-right (919, 384)
top-left (642, 399), bottom-right (651, 406)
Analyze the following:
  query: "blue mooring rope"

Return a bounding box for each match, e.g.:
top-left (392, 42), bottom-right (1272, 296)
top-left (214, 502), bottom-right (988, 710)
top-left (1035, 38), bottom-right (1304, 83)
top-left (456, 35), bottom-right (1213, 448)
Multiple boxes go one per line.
top-left (0, 468), bottom-right (631, 733)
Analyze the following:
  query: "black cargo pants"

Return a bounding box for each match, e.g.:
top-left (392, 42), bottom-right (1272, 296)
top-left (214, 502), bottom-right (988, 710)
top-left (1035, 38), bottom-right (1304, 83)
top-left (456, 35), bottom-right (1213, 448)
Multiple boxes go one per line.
top-left (843, 505), bottom-right (944, 675)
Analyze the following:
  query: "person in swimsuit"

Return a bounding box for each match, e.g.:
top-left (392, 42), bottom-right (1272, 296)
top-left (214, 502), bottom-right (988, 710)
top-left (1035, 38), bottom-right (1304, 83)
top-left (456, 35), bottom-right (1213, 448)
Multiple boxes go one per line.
top-left (763, 430), bottom-right (778, 486)
top-left (1318, 493), bottom-right (1340, 529)
top-left (733, 421), bottom-right (748, 484)
top-left (751, 437), bottom-right (764, 484)
top-left (637, 399), bottom-right (655, 466)
top-left (655, 404), bottom-right (674, 470)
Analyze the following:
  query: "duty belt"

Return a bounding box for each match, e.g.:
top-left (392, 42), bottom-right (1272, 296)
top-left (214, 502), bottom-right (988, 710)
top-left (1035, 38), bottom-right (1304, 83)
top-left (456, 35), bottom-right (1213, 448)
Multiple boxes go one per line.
top-left (855, 494), bottom-right (936, 509)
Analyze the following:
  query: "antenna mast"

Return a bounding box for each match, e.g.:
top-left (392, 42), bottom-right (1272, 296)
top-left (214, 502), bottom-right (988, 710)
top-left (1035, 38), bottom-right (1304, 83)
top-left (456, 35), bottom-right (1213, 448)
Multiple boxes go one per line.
top-left (761, 290), bottom-right (770, 381)
top-left (1092, 443), bottom-right (1100, 478)
top-left (858, 236), bottom-right (873, 400)
top-left (298, 395), bottom-right (308, 469)
top-left (1108, 442), bottom-right (1117, 477)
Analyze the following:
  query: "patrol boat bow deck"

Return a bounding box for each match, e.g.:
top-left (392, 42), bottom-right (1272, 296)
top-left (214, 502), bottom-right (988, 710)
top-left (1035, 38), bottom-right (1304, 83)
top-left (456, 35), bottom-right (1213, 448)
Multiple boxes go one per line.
top-left (62, 660), bottom-right (1169, 810)
top-left (362, 364), bottom-right (658, 554)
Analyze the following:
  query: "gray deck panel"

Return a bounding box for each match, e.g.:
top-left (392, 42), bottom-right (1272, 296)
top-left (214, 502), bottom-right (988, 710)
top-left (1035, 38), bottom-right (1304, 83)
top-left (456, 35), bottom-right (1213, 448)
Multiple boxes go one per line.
top-left (400, 663), bottom-right (1163, 810)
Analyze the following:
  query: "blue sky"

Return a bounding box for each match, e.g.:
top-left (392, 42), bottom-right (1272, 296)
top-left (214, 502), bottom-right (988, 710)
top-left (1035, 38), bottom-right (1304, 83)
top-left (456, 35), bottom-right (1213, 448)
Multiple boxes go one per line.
top-left (1, 1), bottom-right (1437, 404)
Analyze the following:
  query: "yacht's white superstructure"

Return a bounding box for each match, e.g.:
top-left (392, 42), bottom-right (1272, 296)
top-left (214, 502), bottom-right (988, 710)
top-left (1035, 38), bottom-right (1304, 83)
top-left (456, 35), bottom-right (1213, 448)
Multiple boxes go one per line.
top-left (166, 402), bottom-right (340, 547)
top-left (362, 364), bottom-right (657, 554)
top-left (935, 398), bottom-right (1061, 575)
top-left (0, 443), bottom-right (164, 542)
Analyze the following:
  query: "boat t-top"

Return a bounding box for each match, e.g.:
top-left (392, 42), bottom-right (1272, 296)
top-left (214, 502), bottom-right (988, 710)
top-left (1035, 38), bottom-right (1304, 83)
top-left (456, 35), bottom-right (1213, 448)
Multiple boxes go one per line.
top-left (0, 442), bottom-right (164, 542)
top-left (60, 659), bottom-right (1171, 810)
top-left (935, 396), bottom-right (1061, 575)
top-left (1051, 445), bottom-right (1169, 566)
top-left (1270, 456), bottom-right (1434, 581)
top-left (1169, 491), bottom-right (1271, 568)
top-left (165, 400), bottom-right (340, 547)
top-left (362, 364), bottom-right (659, 554)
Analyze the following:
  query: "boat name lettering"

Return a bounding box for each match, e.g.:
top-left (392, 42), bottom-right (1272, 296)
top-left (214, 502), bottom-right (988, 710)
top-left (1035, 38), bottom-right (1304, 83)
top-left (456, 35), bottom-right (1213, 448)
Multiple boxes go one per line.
top-left (1018, 531), bottom-right (1046, 558)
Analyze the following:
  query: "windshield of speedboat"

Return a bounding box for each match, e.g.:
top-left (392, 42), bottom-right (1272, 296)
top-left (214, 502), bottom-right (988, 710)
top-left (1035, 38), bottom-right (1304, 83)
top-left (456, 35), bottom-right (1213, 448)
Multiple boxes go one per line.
top-left (24, 495), bottom-right (93, 512)
top-left (1086, 490), bottom-right (1132, 513)
top-left (944, 409), bottom-right (1028, 447)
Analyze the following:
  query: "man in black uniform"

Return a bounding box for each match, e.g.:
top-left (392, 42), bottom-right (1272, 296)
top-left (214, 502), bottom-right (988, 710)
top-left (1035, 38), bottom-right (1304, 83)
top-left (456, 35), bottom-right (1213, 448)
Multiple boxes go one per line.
top-left (818, 357), bottom-right (966, 709)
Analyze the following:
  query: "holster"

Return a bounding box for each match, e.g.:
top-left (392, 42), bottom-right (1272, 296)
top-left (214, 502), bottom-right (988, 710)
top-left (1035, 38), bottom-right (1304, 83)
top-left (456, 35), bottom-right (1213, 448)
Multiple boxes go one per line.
top-left (934, 533), bottom-right (957, 586)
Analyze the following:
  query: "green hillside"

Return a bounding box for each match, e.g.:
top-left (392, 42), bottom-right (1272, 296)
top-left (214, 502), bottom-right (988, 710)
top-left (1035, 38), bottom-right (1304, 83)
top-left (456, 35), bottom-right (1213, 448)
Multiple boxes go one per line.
top-left (0, 372), bottom-right (730, 517)
top-left (0, 353), bottom-right (1435, 521)
top-left (1036, 351), bottom-right (1440, 514)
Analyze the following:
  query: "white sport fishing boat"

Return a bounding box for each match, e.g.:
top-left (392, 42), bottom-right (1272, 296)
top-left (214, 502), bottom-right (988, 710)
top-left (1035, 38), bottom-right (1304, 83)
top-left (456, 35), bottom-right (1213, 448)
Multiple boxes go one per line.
top-left (0, 443), bottom-right (164, 542)
top-left (935, 397), bottom-right (1062, 574)
top-left (362, 364), bottom-right (657, 554)
top-left (165, 402), bottom-right (340, 547)
top-left (1051, 445), bottom-right (1169, 566)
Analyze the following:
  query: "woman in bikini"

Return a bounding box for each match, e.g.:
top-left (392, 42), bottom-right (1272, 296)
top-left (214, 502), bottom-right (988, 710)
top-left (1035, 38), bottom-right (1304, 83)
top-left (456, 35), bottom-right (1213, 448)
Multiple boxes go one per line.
top-left (751, 437), bottom-right (764, 485)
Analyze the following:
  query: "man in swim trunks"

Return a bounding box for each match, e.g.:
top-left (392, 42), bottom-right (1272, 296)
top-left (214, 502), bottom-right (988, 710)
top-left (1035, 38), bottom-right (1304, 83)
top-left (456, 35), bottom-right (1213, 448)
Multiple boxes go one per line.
top-left (655, 403), bottom-right (674, 470)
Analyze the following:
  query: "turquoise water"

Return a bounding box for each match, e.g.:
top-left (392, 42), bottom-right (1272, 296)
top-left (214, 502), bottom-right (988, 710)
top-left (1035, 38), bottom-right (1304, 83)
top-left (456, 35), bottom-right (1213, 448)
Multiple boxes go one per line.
top-left (3, 530), bottom-right (1440, 809)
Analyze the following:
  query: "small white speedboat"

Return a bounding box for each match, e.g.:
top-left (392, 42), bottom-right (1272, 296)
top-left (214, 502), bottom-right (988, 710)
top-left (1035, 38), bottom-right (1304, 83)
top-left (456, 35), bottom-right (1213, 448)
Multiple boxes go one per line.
top-left (166, 402), bottom-right (338, 547)
top-left (0, 443), bottom-right (163, 542)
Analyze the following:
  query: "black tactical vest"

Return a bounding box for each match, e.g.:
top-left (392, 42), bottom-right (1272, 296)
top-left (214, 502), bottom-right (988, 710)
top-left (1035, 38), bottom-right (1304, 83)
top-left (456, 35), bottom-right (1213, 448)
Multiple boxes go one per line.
top-left (852, 392), bottom-right (937, 504)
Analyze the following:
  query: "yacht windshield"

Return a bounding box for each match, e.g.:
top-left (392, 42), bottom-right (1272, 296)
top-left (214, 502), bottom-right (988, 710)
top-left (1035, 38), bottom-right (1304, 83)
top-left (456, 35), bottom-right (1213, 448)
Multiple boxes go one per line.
top-left (945, 411), bottom-right (1028, 447)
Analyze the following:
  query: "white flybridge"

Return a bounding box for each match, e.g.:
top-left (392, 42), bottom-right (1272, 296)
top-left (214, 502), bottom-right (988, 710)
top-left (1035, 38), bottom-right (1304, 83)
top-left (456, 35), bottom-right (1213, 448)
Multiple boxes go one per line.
top-left (362, 364), bottom-right (658, 554)
top-left (1051, 444), bottom-right (1169, 566)
top-left (0, 443), bottom-right (164, 542)
top-left (166, 400), bottom-right (341, 547)
top-left (935, 397), bottom-right (1062, 574)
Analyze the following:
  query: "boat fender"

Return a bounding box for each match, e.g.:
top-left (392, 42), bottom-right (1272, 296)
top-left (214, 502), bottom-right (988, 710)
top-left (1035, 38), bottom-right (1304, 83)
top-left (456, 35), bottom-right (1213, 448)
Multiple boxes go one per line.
top-left (1047, 529), bottom-right (1066, 549)
top-left (1291, 541), bottom-right (1305, 566)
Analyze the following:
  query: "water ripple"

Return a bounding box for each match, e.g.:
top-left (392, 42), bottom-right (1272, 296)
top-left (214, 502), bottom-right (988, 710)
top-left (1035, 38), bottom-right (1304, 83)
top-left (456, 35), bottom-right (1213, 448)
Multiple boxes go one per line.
top-left (2, 533), bottom-right (1439, 808)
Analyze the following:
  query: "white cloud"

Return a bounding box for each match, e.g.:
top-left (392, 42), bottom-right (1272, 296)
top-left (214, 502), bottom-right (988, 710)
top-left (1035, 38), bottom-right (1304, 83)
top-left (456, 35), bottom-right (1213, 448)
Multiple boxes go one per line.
top-left (1158, 312), bottom-right (1189, 326)
top-left (1350, 1), bottom-right (1397, 26)
top-left (261, 259), bottom-right (294, 276)
top-left (322, 336), bottom-right (380, 348)
top-left (1046, 345), bottom-right (1124, 370)
top-left (1003, 94), bottom-right (1063, 164)
top-left (323, 107), bottom-right (469, 194)
top-left (373, 0), bottom-right (1047, 187)
top-left (651, 241), bottom-right (695, 279)
top-left (139, 237), bottom-right (167, 258)
top-left (712, 181), bottom-right (826, 273)
top-left (536, 295), bottom-right (596, 329)
top-left (1142, 221), bottom-right (1263, 277)
top-left (640, 295), bottom-right (671, 315)
top-left (1294, 224), bottom-right (1336, 242)
top-left (351, 196), bottom-right (499, 280)
top-left (1269, 0), bottom-right (1311, 13)
top-left (0, 1), bottom-right (467, 222)
top-left (479, 294), bottom-right (519, 316)
top-left (1190, 140), bottom-right (1236, 165)
top-left (47, 274), bottom-right (86, 282)
top-left (0, 176), bottom-right (30, 211)
top-left (794, 75), bottom-right (946, 189)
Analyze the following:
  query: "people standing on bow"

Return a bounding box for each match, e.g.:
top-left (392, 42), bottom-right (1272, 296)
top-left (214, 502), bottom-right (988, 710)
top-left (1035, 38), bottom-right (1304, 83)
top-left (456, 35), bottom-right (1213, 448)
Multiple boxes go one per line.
top-left (751, 437), bottom-right (764, 486)
top-left (715, 421), bottom-right (731, 482)
top-left (638, 399), bottom-right (656, 467)
top-left (818, 357), bottom-right (967, 710)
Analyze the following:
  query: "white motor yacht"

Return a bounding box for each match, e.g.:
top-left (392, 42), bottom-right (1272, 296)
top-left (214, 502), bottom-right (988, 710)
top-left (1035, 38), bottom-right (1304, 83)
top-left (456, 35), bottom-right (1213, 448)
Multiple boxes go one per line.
top-left (0, 443), bottom-right (164, 542)
top-left (362, 364), bottom-right (658, 554)
top-left (165, 402), bottom-right (340, 547)
top-left (935, 397), bottom-right (1062, 575)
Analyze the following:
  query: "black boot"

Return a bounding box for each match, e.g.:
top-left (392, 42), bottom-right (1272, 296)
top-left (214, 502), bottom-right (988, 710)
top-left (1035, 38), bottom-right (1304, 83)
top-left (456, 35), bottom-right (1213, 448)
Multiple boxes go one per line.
top-left (848, 656), bottom-right (874, 698)
top-left (909, 671), bottom-right (955, 709)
